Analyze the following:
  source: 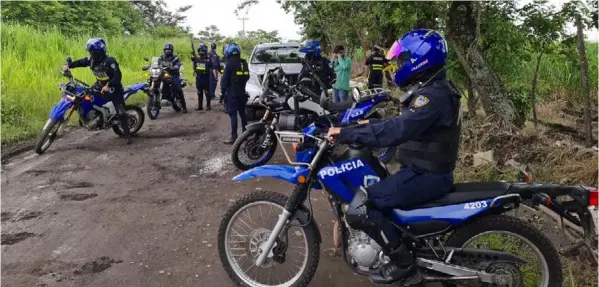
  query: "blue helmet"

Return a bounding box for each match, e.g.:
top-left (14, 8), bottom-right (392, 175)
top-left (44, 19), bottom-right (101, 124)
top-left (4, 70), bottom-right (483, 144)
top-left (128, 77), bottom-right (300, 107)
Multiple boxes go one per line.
top-left (198, 43), bottom-right (208, 54)
top-left (163, 42), bottom-right (174, 56)
top-left (386, 29), bottom-right (448, 87)
top-left (86, 38), bottom-right (107, 61)
top-left (298, 40), bottom-right (322, 57)
top-left (224, 43), bottom-right (240, 57)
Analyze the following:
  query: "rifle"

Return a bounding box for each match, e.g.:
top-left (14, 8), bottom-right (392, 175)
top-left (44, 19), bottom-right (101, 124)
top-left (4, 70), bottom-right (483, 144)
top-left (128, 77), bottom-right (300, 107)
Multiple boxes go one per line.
top-left (190, 35), bottom-right (197, 59)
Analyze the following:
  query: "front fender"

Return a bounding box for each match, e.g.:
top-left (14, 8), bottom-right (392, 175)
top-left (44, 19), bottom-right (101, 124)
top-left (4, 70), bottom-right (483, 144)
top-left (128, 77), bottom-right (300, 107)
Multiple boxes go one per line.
top-left (292, 204), bottom-right (322, 243)
top-left (245, 121), bottom-right (266, 132)
top-left (49, 97), bottom-right (74, 121)
top-left (233, 165), bottom-right (322, 189)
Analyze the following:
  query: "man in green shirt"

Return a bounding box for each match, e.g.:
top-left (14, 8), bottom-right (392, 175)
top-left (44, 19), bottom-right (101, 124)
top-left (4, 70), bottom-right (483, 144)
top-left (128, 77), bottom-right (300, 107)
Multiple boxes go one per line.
top-left (332, 45), bottom-right (352, 102)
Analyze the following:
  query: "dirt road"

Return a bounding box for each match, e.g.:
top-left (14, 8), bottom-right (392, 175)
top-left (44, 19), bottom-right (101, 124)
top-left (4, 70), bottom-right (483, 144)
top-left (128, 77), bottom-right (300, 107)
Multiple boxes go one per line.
top-left (1, 89), bottom-right (378, 287)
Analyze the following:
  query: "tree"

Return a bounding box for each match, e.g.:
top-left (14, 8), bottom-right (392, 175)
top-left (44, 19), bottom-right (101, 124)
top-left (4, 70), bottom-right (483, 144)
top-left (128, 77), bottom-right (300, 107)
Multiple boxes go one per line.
top-left (575, 14), bottom-right (593, 147)
top-left (130, 0), bottom-right (191, 31)
top-left (197, 25), bottom-right (224, 43)
top-left (246, 29), bottom-right (281, 42)
top-left (446, 1), bottom-right (523, 130)
top-left (519, 0), bottom-right (567, 127)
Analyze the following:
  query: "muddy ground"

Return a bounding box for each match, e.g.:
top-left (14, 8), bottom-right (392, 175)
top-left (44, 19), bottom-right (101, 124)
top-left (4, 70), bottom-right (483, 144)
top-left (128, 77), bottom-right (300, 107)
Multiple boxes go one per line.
top-left (1, 87), bottom-right (594, 287)
top-left (1, 88), bottom-right (379, 287)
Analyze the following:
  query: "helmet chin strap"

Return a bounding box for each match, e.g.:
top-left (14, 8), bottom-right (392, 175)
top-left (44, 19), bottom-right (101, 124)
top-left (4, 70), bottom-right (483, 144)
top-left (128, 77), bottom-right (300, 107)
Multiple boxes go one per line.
top-left (398, 65), bottom-right (447, 105)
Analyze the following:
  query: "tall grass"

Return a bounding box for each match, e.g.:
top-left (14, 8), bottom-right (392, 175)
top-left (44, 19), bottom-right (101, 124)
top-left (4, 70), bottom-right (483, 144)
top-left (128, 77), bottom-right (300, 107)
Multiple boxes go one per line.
top-left (1, 23), bottom-right (198, 143)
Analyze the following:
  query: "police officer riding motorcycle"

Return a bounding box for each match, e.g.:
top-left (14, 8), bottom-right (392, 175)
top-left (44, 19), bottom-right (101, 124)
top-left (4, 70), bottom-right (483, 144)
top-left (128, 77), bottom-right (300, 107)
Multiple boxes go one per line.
top-left (159, 42), bottom-right (188, 113)
top-left (327, 30), bottom-right (463, 284)
top-left (62, 38), bottom-right (133, 145)
top-left (297, 40), bottom-right (335, 101)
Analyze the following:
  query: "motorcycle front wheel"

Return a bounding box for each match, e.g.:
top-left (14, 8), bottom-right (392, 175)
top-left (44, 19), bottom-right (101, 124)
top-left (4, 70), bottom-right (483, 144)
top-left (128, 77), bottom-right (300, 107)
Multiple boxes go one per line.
top-left (34, 118), bottom-right (64, 155)
top-left (231, 128), bottom-right (278, 171)
top-left (218, 189), bottom-right (320, 287)
top-left (146, 96), bottom-right (161, 120)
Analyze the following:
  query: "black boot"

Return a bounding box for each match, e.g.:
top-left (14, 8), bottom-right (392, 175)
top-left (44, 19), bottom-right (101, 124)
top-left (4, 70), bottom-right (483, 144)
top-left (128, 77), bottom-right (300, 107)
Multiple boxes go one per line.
top-left (119, 114), bottom-right (132, 145)
top-left (369, 244), bottom-right (422, 285)
top-left (223, 135), bottom-right (237, 145)
top-left (196, 93), bottom-right (203, 110)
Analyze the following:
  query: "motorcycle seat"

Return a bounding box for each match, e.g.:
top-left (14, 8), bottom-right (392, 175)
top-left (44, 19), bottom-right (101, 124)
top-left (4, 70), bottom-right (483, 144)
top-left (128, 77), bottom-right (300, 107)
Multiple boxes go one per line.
top-left (403, 182), bottom-right (512, 210)
top-left (322, 100), bottom-right (354, 112)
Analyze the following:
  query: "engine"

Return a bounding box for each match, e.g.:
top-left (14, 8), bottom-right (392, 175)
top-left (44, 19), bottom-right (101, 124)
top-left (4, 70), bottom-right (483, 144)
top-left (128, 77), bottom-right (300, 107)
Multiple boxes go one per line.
top-left (80, 110), bottom-right (103, 130)
top-left (343, 218), bottom-right (384, 271)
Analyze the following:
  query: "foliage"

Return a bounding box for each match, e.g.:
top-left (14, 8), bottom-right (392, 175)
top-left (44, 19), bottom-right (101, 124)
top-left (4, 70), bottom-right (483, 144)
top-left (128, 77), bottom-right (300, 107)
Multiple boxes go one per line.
top-left (1, 24), bottom-right (196, 143)
top-left (197, 25), bottom-right (225, 43)
top-left (2, 0), bottom-right (191, 35)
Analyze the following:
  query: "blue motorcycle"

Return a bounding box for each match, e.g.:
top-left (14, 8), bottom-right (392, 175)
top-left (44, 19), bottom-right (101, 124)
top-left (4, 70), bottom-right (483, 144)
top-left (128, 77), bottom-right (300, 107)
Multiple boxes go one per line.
top-left (217, 92), bottom-right (599, 286)
top-left (231, 67), bottom-right (397, 171)
top-left (35, 57), bottom-right (147, 155)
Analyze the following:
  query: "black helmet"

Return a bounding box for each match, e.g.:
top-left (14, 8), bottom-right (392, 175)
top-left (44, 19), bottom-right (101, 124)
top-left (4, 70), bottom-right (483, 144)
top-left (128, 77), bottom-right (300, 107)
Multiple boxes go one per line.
top-left (163, 42), bottom-right (174, 56)
top-left (211, 43), bottom-right (217, 50)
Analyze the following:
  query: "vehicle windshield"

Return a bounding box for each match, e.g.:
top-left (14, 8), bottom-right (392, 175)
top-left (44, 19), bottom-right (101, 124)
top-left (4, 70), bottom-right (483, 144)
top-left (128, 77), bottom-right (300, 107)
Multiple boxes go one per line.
top-left (150, 57), bottom-right (161, 69)
top-left (251, 47), bottom-right (304, 64)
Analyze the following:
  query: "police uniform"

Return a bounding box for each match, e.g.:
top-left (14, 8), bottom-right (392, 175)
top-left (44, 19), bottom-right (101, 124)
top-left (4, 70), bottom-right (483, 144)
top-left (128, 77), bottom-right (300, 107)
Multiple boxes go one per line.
top-left (68, 55), bottom-right (131, 142)
top-left (365, 52), bottom-right (387, 89)
top-left (209, 49), bottom-right (220, 100)
top-left (337, 70), bottom-right (461, 283)
top-left (192, 54), bottom-right (212, 110)
top-left (159, 54), bottom-right (187, 111)
top-left (221, 55), bottom-right (250, 142)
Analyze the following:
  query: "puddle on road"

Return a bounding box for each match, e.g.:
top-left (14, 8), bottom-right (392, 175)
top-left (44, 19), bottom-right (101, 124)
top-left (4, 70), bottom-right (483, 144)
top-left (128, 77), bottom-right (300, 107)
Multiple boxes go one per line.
top-left (194, 153), bottom-right (231, 175)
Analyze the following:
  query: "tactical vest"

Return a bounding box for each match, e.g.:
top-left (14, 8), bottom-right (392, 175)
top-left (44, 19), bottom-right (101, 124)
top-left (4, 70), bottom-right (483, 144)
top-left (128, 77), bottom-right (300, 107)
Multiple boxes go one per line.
top-left (194, 57), bottom-right (209, 76)
top-left (90, 59), bottom-right (110, 83)
top-left (231, 60), bottom-right (249, 85)
top-left (369, 55), bottom-right (385, 72)
top-left (397, 80), bottom-right (462, 173)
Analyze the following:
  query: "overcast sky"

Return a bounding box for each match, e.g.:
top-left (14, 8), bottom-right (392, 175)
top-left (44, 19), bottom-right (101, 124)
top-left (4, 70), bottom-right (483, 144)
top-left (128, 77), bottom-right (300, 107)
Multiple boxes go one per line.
top-left (164, 0), bottom-right (597, 42)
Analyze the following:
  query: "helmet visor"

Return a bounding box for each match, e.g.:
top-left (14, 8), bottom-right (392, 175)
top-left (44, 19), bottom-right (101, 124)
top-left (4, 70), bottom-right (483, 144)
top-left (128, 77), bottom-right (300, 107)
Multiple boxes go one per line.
top-left (386, 41), bottom-right (411, 70)
top-left (164, 48), bottom-right (173, 54)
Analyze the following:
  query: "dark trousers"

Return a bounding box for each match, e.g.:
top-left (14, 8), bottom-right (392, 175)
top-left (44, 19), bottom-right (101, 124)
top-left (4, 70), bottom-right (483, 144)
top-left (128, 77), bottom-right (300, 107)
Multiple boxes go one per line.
top-left (171, 76), bottom-right (187, 109)
top-left (196, 77), bottom-right (210, 109)
top-left (226, 97), bottom-right (248, 137)
top-left (360, 166), bottom-right (453, 262)
top-left (368, 71), bottom-right (383, 89)
top-left (105, 89), bottom-right (130, 139)
top-left (209, 72), bottom-right (217, 100)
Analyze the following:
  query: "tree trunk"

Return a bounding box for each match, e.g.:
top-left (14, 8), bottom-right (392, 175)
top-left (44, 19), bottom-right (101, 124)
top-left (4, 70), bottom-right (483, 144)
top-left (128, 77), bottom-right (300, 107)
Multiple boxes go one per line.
top-left (446, 1), bottom-right (522, 131)
top-left (575, 14), bottom-right (593, 147)
top-left (531, 48), bottom-right (545, 127)
top-left (467, 78), bottom-right (478, 118)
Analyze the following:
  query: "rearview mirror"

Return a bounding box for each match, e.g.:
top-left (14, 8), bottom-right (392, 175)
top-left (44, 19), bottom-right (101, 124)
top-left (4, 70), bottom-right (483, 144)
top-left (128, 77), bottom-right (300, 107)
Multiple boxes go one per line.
top-left (66, 56), bottom-right (72, 64)
top-left (142, 65), bottom-right (150, 71)
top-left (289, 52), bottom-right (298, 58)
top-left (143, 57), bottom-right (149, 62)
top-left (352, 87), bottom-right (361, 102)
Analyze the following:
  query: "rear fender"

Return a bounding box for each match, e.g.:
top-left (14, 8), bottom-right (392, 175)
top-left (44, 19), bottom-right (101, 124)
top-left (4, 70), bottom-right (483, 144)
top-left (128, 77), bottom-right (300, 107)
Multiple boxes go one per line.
top-left (49, 97), bottom-right (74, 121)
top-left (232, 165), bottom-right (322, 190)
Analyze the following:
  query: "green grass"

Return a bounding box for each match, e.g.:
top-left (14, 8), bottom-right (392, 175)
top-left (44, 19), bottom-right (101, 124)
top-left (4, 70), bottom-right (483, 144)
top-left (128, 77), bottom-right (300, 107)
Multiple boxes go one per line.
top-left (1, 23), bottom-right (199, 144)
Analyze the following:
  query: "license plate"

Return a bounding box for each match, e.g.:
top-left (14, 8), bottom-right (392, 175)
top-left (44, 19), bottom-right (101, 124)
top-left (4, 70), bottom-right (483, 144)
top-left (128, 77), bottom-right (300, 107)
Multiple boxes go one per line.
top-left (278, 132), bottom-right (304, 144)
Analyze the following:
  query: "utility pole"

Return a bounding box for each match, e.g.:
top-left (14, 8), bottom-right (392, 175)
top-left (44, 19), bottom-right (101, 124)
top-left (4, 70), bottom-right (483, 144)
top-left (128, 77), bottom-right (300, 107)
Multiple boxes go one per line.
top-left (238, 17), bottom-right (248, 38)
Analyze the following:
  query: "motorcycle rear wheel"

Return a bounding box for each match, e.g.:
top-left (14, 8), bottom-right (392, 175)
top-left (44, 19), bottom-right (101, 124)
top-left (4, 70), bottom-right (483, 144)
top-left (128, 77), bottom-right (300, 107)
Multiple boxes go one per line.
top-left (444, 214), bottom-right (562, 287)
top-left (112, 105), bottom-right (145, 136)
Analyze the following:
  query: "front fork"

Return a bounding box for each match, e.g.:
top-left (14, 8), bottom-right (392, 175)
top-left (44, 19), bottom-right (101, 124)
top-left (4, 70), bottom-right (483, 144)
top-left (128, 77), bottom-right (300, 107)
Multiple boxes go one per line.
top-left (255, 140), bottom-right (329, 266)
top-left (260, 110), bottom-right (277, 149)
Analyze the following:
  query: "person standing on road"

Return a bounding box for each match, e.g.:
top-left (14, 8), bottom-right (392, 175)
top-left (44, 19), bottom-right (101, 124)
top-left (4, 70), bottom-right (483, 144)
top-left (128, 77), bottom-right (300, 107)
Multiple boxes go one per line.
top-left (192, 43), bottom-right (212, 111)
top-left (209, 43), bottom-right (220, 101)
top-left (298, 40), bottom-right (334, 100)
top-left (331, 45), bottom-right (351, 102)
top-left (365, 46), bottom-right (388, 89)
top-left (220, 43), bottom-right (250, 144)
top-left (218, 46), bottom-right (228, 104)
top-left (327, 30), bottom-right (461, 285)
top-left (62, 38), bottom-right (132, 145)
top-left (160, 42), bottom-right (188, 113)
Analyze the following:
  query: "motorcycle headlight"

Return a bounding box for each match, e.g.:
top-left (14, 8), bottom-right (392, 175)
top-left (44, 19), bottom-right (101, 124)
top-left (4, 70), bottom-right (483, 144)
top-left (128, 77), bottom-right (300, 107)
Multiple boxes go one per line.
top-left (151, 68), bottom-right (161, 78)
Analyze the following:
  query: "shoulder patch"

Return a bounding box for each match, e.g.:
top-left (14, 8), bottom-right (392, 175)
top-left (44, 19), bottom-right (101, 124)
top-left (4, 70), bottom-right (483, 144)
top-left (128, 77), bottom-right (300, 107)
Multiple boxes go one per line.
top-left (412, 95), bottom-right (429, 108)
top-left (110, 63), bottom-right (116, 69)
